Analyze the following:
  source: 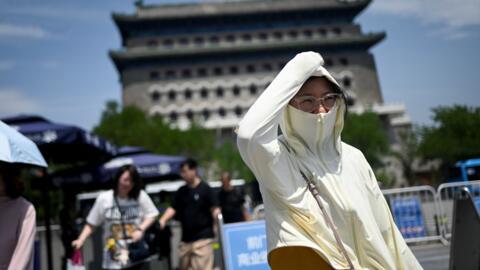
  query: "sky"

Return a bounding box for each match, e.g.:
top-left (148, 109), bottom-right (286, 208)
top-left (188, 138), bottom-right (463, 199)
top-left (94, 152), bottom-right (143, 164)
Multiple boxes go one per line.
top-left (0, 0), bottom-right (479, 131)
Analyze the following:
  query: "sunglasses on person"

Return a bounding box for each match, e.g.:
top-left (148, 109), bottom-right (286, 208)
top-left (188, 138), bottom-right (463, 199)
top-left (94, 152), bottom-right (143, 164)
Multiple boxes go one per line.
top-left (291, 93), bottom-right (341, 112)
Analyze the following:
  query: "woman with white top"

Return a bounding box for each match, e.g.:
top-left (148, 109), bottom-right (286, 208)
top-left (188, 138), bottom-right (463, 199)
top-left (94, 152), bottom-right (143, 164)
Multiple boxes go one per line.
top-left (72, 165), bottom-right (159, 270)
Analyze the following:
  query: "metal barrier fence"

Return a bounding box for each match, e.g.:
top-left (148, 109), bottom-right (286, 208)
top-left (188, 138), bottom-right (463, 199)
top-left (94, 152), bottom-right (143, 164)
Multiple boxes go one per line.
top-left (251, 182), bottom-right (480, 245)
top-left (381, 185), bottom-right (445, 244)
top-left (436, 180), bottom-right (480, 240)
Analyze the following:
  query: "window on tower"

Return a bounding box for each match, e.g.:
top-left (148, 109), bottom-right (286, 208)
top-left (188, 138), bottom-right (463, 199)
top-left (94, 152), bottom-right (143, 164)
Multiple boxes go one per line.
top-left (186, 110), bottom-right (194, 120)
top-left (218, 107), bottom-right (226, 117)
top-left (232, 86), bottom-right (241, 96)
top-left (213, 67), bottom-right (223, 76)
top-left (263, 63), bottom-right (273, 72)
top-left (318, 28), bottom-right (327, 36)
top-left (165, 70), bottom-right (176, 79)
top-left (246, 64), bottom-right (256, 73)
top-left (258, 32), bottom-right (268, 40)
top-left (234, 106), bottom-right (243, 116)
top-left (162, 39), bottom-right (174, 47)
top-left (287, 30), bottom-right (298, 38)
top-left (147, 39), bottom-right (158, 47)
top-left (184, 89), bottom-right (193, 100)
top-left (200, 88), bottom-right (209, 99)
top-left (193, 37), bottom-right (205, 46)
top-left (169, 111), bottom-right (178, 121)
top-left (241, 33), bottom-right (252, 41)
top-left (324, 58), bottom-right (333, 67)
top-left (229, 66), bottom-right (239, 75)
top-left (249, 84), bottom-right (257, 95)
top-left (273, 31), bottom-right (283, 40)
top-left (168, 90), bottom-right (176, 101)
top-left (303, 29), bottom-right (313, 38)
top-left (340, 57), bottom-right (349, 66)
top-left (216, 87), bottom-right (224, 97)
top-left (197, 68), bottom-right (207, 77)
top-left (202, 109), bottom-right (210, 120)
top-left (179, 37), bottom-right (189, 46)
top-left (151, 92), bottom-right (160, 102)
top-left (150, 71), bottom-right (160, 80)
top-left (225, 35), bottom-right (236, 43)
top-left (209, 36), bottom-right (220, 44)
top-left (182, 69), bottom-right (192, 78)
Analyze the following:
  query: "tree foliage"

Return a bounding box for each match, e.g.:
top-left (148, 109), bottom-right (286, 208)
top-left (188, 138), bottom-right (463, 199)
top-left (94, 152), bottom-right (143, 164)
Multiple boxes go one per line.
top-left (211, 140), bottom-right (254, 180)
top-left (93, 101), bottom-right (253, 180)
top-left (419, 105), bottom-right (480, 165)
top-left (390, 127), bottom-right (421, 186)
top-left (342, 111), bottom-right (390, 169)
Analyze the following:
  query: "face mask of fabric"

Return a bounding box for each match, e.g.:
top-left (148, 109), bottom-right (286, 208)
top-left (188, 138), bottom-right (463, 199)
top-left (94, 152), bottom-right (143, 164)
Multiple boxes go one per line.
top-left (285, 103), bottom-right (339, 157)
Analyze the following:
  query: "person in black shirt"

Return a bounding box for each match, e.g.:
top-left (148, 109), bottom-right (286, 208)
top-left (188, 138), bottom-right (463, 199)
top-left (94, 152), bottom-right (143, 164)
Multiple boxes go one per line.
top-left (158, 159), bottom-right (220, 270)
top-left (218, 172), bottom-right (251, 223)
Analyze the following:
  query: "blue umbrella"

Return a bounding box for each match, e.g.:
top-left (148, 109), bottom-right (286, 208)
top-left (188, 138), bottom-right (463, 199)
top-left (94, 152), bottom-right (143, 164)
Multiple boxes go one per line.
top-left (0, 120), bottom-right (47, 167)
top-left (1, 115), bottom-right (116, 164)
top-left (51, 146), bottom-right (187, 187)
top-left (103, 146), bottom-right (187, 180)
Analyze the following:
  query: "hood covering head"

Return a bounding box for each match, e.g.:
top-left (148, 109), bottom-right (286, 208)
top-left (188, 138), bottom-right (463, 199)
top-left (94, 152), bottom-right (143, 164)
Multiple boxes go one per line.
top-left (279, 63), bottom-right (346, 169)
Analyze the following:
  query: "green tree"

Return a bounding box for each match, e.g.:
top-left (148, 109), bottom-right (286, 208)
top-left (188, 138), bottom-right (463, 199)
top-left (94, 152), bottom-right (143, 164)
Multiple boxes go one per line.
top-left (419, 105), bottom-right (480, 165)
top-left (390, 127), bottom-right (422, 186)
top-left (342, 111), bottom-right (390, 169)
top-left (93, 101), bottom-right (254, 180)
top-left (212, 140), bottom-right (254, 180)
top-left (93, 101), bottom-right (215, 164)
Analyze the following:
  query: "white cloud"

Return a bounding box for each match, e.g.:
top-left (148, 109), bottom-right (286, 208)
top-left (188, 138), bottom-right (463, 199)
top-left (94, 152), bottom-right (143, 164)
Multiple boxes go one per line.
top-left (0, 61), bottom-right (14, 71)
top-left (370, 0), bottom-right (480, 39)
top-left (2, 6), bottom-right (104, 21)
top-left (0, 23), bottom-right (50, 39)
top-left (0, 89), bottom-right (42, 116)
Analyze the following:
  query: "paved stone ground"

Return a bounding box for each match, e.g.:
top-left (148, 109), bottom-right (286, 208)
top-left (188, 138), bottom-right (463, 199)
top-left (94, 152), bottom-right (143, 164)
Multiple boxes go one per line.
top-left (411, 242), bottom-right (450, 270)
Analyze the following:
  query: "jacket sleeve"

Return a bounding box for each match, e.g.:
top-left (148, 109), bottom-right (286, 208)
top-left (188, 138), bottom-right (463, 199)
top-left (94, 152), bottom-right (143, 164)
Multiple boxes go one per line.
top-left (360, 154), bottom-right (424, 270)
top-left (236, 52), bottom-right (323, 188)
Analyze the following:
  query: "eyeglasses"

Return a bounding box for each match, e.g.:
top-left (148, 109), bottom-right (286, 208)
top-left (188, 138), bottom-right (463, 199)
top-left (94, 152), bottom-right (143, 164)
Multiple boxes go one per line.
top-left (291, 93), bottom-right (341, 112)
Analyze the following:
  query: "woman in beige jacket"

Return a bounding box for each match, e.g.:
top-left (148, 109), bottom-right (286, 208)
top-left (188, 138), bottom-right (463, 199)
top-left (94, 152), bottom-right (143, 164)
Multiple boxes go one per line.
top-left (237, 52), bottom-right (423, 270)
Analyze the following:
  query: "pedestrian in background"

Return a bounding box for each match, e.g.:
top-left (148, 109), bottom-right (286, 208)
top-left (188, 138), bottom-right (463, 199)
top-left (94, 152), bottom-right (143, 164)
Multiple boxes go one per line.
top-left (72, 165), bottom-right (159, 270)
top-left (158, 158), bottom-right (220, 270)
top-left (237, 52), bottom-right (422, 269)
top-left (218, 171), bottom-right (251, 223)
top-left (0, 163), bottom-right (36, 270)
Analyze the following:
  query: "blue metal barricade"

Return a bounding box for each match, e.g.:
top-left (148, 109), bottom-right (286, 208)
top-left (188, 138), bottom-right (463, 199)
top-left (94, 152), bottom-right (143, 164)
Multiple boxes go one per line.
top-left (382, 185), bottom-right (444, 244)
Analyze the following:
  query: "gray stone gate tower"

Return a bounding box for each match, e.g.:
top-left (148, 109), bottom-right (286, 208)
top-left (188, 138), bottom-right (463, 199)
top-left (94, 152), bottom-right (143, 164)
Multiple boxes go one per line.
top-left (110, 0), bottom-right (409, 142)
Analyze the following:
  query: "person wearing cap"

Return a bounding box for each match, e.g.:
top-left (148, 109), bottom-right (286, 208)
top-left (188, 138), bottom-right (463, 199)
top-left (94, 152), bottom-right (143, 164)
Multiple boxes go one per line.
top-left (236, 52), bottom-right (422, 269)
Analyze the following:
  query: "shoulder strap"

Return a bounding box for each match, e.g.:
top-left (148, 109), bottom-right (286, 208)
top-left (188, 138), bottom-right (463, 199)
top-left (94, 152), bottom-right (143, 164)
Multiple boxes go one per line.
top-left (113, 194), bottom-right (129, 242)
top-left (279, 139), bottom-right (355, 270)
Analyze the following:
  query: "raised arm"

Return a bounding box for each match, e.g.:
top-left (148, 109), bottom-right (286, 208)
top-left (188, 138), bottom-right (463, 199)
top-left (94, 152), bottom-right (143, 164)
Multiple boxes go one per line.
top-left (237, 52), bottom-right (324, 178)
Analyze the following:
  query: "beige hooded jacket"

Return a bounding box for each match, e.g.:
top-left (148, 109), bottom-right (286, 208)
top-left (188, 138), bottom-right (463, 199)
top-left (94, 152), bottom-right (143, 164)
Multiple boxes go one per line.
top-left (237, 52), bottom-right (423, 270)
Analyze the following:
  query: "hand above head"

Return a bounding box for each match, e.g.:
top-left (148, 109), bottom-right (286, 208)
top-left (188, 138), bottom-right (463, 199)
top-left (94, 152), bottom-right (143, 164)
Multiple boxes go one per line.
top-left (280, 51), bottom-right (324, 83)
